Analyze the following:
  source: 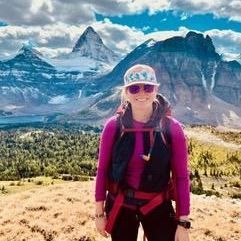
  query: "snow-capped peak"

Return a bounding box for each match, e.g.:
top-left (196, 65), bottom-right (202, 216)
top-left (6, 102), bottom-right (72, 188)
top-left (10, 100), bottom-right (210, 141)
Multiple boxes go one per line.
top-left (71, 26), bottom-right (119, 64)
top-left (72, 26), bottom-right (103, 52)
top-left (18, 42), bottom-right (43, 57)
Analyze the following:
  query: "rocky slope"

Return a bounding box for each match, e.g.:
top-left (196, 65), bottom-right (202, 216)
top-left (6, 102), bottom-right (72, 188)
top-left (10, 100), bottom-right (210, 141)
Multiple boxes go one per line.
top-left (81, 32), bottom-right (241, 128)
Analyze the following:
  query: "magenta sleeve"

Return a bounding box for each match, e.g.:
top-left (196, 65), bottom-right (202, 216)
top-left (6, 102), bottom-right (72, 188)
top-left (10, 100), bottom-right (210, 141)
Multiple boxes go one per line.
top-left (95, 116), bottom-right (117, 201)
top-left (169, 118), bottom-right (190, 217)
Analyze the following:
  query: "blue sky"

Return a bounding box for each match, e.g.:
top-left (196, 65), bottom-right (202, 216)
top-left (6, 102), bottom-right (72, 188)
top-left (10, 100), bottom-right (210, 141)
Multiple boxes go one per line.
top-left (0, 0), bottom-right (241, 61)
top-left (96, 11), bottom-right (241, 33)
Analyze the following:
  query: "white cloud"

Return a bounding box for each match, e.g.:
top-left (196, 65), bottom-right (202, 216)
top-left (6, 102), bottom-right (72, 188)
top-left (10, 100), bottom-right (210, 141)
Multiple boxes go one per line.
top-left (170, 0), bottom-right (241, 22)
top-left (36, 47), bottom-right (70, 58)
top-left (0, 20), bottom-right (144, 59)
top-left (0, 0), bottom-right (240, 27)
top-left (0, 0), bottom-right (95, 26)
top-left (126, 0), bottom-right (170, 14)
top-left (204, 29), bottom-right (241, 55)
top-left (160, 18), bottom-right (167, 22)
top-left (0, 21), bottom-right (241, 61)
top-left (30, 0), bottom-right (53, 14)
top-left (145, 27), bottom-right (188, 41)
top-left (92, 20), bottom-right (146, 56)
top-left (142, 26), bottom-right (151, 32)
top-left (180, 13), bottom-right (189, 21)
top-left (0, 0), bottom-right (240, 62)
top-left (0, 23), bottom-right (88, 58)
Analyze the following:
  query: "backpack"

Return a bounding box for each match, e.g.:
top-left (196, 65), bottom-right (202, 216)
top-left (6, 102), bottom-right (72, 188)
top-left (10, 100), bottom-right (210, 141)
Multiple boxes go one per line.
top-left (104, 96), bottom-right (179, 235)
top-left (113, 94), bottom-right (177, 201)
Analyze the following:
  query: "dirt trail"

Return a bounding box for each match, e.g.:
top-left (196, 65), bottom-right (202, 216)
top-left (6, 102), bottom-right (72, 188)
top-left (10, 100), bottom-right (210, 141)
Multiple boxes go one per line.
top-left (185, 129), bottom-right (241, 150)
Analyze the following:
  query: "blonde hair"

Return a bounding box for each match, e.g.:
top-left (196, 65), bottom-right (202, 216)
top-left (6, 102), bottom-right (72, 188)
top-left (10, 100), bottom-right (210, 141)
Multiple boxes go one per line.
top-left (121, 87), bottom-right (128, 105)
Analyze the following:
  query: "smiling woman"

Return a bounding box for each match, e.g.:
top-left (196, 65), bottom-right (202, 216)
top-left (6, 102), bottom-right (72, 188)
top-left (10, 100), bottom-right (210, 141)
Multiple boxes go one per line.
top-left (121, 64), bottom-right (159, 116)
top-left (95, 64), bottom-right (191, 241)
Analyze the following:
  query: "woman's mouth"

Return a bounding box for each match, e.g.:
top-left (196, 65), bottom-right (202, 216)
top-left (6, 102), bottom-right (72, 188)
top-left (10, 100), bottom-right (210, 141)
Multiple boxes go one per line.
top-left (136, 98), bottom-right (148, 102)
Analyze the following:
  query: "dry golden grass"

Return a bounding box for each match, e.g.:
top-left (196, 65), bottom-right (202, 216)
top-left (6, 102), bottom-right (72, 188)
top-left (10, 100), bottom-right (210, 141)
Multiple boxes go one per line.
top-left (0, 181), bottom-right (240, 241)
top-left (0, 177), bottom-right (65, 195)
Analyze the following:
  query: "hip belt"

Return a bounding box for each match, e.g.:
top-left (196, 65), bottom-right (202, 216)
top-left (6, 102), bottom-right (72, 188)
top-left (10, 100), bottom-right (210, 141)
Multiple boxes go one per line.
top-left (105, 188), bottom-right (169, 234)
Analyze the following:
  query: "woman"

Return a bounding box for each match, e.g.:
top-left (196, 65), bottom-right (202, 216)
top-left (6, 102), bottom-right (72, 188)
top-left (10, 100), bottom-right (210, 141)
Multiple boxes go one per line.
top-left (95, 64), bottom-right (190, 241)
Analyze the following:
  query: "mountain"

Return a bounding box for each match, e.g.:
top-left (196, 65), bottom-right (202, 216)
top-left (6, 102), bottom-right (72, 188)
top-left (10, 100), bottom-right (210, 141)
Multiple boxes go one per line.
top-left (0, 27), bottom-right (119, 115)
top-left (0, 44), bottom-right (56, 108)
top-left (3, 44), bottom-right (55, 72)
top-left (76, 32), bottom-right (241, 128)
top-left (51, 26), bottom-right (119, 75)
top-left (72, 26), bottom-right (119, 63)
top-left (0, 43), bottom-right (93, 114)
top-left (0, 30), bottom-right (241, 128)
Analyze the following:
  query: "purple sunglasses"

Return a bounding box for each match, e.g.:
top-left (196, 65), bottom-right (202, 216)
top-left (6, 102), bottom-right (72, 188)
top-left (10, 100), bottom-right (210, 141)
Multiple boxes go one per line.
top-left (127, 84), bottom-right (155, 94)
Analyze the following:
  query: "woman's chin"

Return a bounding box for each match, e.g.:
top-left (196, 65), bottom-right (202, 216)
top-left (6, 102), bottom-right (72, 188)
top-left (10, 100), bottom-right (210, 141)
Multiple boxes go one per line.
top-left (132, 100), bottom-right (152, 109)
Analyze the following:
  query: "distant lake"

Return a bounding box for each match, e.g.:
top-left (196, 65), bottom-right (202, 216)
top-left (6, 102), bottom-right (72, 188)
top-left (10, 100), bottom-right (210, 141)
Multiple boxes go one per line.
top-left (0, 115), bottom-right (46, 125)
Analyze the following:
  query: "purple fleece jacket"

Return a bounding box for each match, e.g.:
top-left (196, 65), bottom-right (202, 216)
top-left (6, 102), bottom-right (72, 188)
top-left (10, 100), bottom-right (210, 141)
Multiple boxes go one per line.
top-left (95, 116), bottom-right (190, 216)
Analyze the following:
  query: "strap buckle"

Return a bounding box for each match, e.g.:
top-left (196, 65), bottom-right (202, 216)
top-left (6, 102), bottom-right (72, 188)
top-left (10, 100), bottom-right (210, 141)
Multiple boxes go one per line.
top-left (125, 189), bottom-right (135, 198)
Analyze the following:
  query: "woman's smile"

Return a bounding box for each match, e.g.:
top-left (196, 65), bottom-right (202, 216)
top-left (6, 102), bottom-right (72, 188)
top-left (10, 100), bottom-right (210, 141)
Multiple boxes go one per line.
top-left (135, 97), bottom-right (149, 102)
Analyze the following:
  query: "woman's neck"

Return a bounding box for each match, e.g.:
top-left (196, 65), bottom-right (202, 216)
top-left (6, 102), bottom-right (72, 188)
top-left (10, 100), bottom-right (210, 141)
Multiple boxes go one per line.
top-left (132, 107), bottom-right (153, 123)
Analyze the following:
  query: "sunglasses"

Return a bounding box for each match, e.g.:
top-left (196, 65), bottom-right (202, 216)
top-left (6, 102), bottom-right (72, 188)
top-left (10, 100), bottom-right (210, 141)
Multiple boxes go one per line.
top-left (127, 84), bottom-right (155, 94)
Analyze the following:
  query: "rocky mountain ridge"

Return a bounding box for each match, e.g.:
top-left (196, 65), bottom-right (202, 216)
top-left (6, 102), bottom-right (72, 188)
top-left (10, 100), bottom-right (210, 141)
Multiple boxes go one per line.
top-left (0, 27), bottom-right (119, 115)
top-left (79, 31), bottom-right (241, 128)
top-left (0, 28), bottom-right (240, 128)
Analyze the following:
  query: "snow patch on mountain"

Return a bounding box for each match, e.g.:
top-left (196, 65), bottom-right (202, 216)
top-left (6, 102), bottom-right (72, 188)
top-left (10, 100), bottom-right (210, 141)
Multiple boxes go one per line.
top-left (50, 54), bottom-right (115, 74)
top-left (4, 105), bottom-right (24, 111)
top-left (210, 62), bottom-right (217, 92)
top-left (49, 95), bottom-right (69, 104)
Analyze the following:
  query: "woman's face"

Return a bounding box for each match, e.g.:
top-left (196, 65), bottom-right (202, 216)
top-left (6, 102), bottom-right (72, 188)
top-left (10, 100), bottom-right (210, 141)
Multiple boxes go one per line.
top-left (125, 84), bottom-right (158, 109)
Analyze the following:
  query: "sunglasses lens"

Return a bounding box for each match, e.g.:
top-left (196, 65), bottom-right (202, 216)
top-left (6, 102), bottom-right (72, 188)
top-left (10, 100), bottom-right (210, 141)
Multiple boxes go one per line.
top-left (144, 84), bottom-right (155, 93)
top-left (128, 85), bottom-right (141, 94)
top-left (128, 84), bottom-right (155, 94)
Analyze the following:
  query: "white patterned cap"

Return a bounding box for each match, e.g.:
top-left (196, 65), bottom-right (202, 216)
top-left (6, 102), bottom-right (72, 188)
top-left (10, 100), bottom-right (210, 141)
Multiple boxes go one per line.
top-left (123, 64), bottom-right (159, 87)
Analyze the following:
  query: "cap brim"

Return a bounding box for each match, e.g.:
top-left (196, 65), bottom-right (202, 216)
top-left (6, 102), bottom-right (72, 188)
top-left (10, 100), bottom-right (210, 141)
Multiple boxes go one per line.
top-left (124, 81), bottom-right (159, 87)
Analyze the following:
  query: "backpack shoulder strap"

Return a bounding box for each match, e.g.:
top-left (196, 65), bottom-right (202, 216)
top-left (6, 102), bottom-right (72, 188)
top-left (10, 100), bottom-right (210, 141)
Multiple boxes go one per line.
top-left (159, 116), bottom-right (172, 148)
top-left (114, 114), bottom-right (122, 140)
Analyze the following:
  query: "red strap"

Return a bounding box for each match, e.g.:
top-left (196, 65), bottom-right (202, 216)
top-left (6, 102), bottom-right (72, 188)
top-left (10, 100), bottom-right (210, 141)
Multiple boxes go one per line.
top-left (131, 190), bottom-right (159, 200)
top-left (140, 192), bottom-right (165, 215)
top-left (105, 192), bottom-right (124, 234)
top-left (106, 190), bottom-right (167, 234)
top-left (122, 127), bottom-right (154, 132)
top-left (149, 129), bottom-right (154, 147)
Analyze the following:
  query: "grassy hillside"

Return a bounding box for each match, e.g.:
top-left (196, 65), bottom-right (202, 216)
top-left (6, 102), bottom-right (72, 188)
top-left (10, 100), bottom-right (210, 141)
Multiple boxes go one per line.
top-left (0, 125), bottom-right (240, 198)
top-left (0, 125), bottom-right (240, 241)
top-left (0, 181), bottom-right (240, 241)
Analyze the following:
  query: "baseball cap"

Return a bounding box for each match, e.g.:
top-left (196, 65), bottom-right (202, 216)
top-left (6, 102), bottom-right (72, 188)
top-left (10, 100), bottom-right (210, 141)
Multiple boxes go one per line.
top-left (123, 64), bottom-right (159, 87)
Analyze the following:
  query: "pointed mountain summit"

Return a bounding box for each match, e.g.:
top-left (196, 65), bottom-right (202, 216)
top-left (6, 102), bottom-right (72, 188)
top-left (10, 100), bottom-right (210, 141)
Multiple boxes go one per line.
top-left (154, 31), bottom-right (219, 60)
top-left (184, 31), bottom-right (219, 59)
top-left (72, 26), bottom-right (118, 63)
top-left (4, 43), bottom-right (54, 72)
top-left (72, 26), bottom-right (103, 52)
top-left (17, 43), bottom-right (46, 60)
